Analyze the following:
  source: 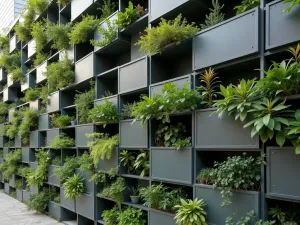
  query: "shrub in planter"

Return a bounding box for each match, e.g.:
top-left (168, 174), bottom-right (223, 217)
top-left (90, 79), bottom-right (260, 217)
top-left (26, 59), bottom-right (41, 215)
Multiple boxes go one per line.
top-left (10, 67), bottom-right (24, 84)
top-left (15, 179), bottom-right (23, 189)
top-left (133, 150), bottom-right (149, 178)
top-left (135, 14), bottom-right (199, 55)
top-left (69, 15), bottom-right (100, 44)
top-left (86, 132), bottom-right (119, 166)
top-left (0, 50), bottom-right (21, 74)
top-left (62, 174), bottom-right (84, 200)
top-left (0, 102), bottom-right (11, 123)
top-left (132, 83), bottom-right (201, 125)
top-left (174, 198), bottom-right (208, 225)
top-left (196, 154), bottom-right (264, 207)
top-left (0, 35), bottom-right (9, 50)
top-left (89, 167), bottom-right (118, 184)
top-left (22, 88), bottom-right (41, 103)
top-left (118, 207), bottom-right (146, 225)
top-left (120, 150), bottom-right (136, 174)
top-left (234, 0), bottom-right (260, 15)
top-left (98, 0), bottom-right (118, 22)
top-left (50, 114), bottom-right (74, 128)
top-left (268, 206), bottom-right (299, 225)
top-left (14, 16), bottom-right (33, 43)
top-left (78, 152), bottom-right (94, 173)
top-left (51, 156), bottom-right (61, 166)
top-left (102, 206), bottom-right (120, 225)
top-left (46, 22), bottom-right (72, 50)
top-left (18, 166), bottom-right (32, 178)
top-left (200, 0), bottom-right (224, 30)
top-left (0, 149), bottom-right (21, 180)
top-left (97, 177), bottom-right (125, 206)
top-left (54, 156), bottom-right (80, 183)
top-left (120, 102), bottom-right (136, 120)
top-left (6, 111), bottom-right (22, 139)
top-left (128, 186), bottom-right (140, 204)
top-left (31, 21), bottom-right (48, 66)
top-left (90, 19), bottom-right (117, 48)
top-left (88, 99), bottom-right (119, 126)
top-left (28, 0), bottom-right (49, 15)
top-left (49, 134), bottom-right (75, 149)
top-left (19, 108), bottom-right (39, 145)
top-left (27, 191), bottom-right (51, 213)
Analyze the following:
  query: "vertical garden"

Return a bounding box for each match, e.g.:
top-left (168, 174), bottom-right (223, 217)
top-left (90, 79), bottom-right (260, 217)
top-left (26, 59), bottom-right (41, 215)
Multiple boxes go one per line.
top-left (0, 0), bottom-right (300, 224)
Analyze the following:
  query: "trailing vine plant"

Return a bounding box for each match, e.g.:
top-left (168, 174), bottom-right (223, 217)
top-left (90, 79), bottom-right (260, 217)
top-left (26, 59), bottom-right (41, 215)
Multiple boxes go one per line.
top-left (18, 108), bottom-right (39, 145)
top-left (90, 18), bottom-right (117, 48)
top-left (46, 22), bottom-right (72, 50)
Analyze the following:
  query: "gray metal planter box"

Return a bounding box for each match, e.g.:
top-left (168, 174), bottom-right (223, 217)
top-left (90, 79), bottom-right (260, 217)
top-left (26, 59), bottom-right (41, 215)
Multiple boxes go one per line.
top-left (266, 0), bottom-right (300, 50)
top-left (193, 7), bottom-right (259, 70)
top-left (59, 46), bottom-right (74, 63)
top-left (29, 162), bottom-right (37, 171)
top-left (71, 0), bottom-right (93, 21)
top-left (48, 201), bottom-right (61, 221)
top-left (3, 88), bottom-right (17, 102)
top-left (22, 190), bottom-right (31, 203)
top-left (16, 189), bottom-right (23, 201)
top-left (30, 131), bottom-right (40, 148)
top-left (22, 147), bottom-right (33, 163)
top-left (15, 135), bottom-right (22, 147)
top-left (0, 67), bottom-right (7, 82)
top-left (46, 129), bottom-right (60, 147)
top-left (119, 57), bottom-right (148, 94)
top-left (267, 147), bottom-right (300, 201)
top-left (39, 114), bottom-right (50, 130)
top-left (9, 175), bottom-right (15, 187)
top-left (61, 189), bottom-right (76, 212)
top-left (48, 165), bottom-right (60, 187)
top-left (194, 184), bottom-right (260, 225)
top-left (195, 109), bottom-right (259, 150)
top-left (149, 209), bottom-right (176, 225)
top-left (47, 91), bottom-right (61, 113)
top-left (3, 147), bottom-right (10, 159)
top-left (151, 147), bottom-right (192, 184)
top-left (0, 172), bottom-right (4, 182)
top-left (97, 147), bottom-right (118, 171)
top-left (75, 52), bottom-right (94, 84)
top-left (8, 108), bottom-right (15, 123)
top-left (94, 95), bottom-right (118, 107)
top-left (36, 60), bottom-right (48, 84)
top-left (119, 120), bottom-right (148, 149)
top-left (9, 35), bottom-right (17, 53)
top-left (29, 99), bottom-right (41, 111)
top-left (75, 124), bottom-right (94, 147)
top-left (76, 169), bottom-right (94, 194)
top-left (4, 182), bottom-right (9, 193)
top-left (0, 136), bottom-right (4, 148)
top-left (76, 194), bottom-right (95, 220)
top-left (21, 73), bottom-right (35, 92)
top-left (27, 39), bottom-right (36, 58)
top-left (150, 75), bottom-right (192, 96)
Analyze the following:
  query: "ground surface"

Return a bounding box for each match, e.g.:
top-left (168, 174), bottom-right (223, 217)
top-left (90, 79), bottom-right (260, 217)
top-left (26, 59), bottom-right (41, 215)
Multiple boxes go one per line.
top-left (0, 191), bottom-right (63, 225)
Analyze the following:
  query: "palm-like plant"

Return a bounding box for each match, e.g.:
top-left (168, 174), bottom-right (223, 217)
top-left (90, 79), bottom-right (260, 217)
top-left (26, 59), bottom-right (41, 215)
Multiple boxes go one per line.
top-left (174, 198), bottom-right (208, 225)
top-left (120, 150), bottom-right (135, 174)
top-left (63, 174), bottom-right (84, 200)
top-left (198, 68), bottom-right (220, 108)
top-left (133, 150), bottom-right (149, 178)
top-left (244, 98), bottom-right (294, 146)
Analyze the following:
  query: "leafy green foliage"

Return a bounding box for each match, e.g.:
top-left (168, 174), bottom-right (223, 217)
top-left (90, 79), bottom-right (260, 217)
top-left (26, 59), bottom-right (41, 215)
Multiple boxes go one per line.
top-left (18, 166), bottom-right (32, 177)
top-left (120, 102), bottom-right (136, 120)
top-left (63, 174), bottom-right (84, 200)
top-left (155, 122), bottom-right (191, 150)
top-left (45, 57), bottom-right (74, 93)
top-left (15, 179), bottom-right (23, 189)
top-left (10, 67), bottom-right (24, 84)
top-left (89, 167), bottom-right (118, 184)
top-left (118, 207), bottom-right (146, 225)
top-left (196, 168), bottom-right (216, 185)
top-left (0, 102), bottom-right (10, 123)
top-left (69, 15), bottom-right (100, 44)
top-left (116, 1), bottom-right (140, 29)
top-left (10, 191), bottom-right (16, 198)
top-left (90, 18), bottom-right (117, 47)
top-left (98, 0), bottom-right (117, 22)
top-left (86, 133), bottom-right (119, 166)
top-left (51, 156), bottom-right (61, 166)
top-left (49, 133), bottom-right (75, 149)
top-left (282, 0), bottom-right (300, 13)
top-left (14, 23), bottom-right (32, 43)
top-left (0, 150), bottom-right (3, 158)
top-left (136, 14), bottom-right (199, 55)
top-left (27, 150), bottom-right (50, 188)
top-left (97, 177), bottom-right (125, 206)
top-left (120, 150), bottom-right (135, 173)
top-left (268, 206), bottom-right (299, 225)
top-left (54, 156), bottom-right (79, 183)
top-left (88, 99), bottom-right (119, 127)
top-left (74, 81), bottom-right (95, 124)
top-left (34, 52), bottom-right (47, 67)
top-left (78, 152), bottom-right (94, 173)
top-left (102, 206), bottom-right (120, 225)
top-left (200, 0), bottom-right (224, 30)
top-left (286, 110), bottom-right (300, 154)
top-left (31, 21), bottom-right (47, 66)
top-left (47, 22), bottom-right (72, 50)
top-left (0, 50), bottom-right (21, 74)
top-left (174, 198), bottom-right (208, 225)
top-left (22, 88), bottom-right (41, 102)
top-left (0, 35), bottom-right (9, 50)
top-left (50, 114), bottom-right (73, 128)
top-left (226, 211), bottom-right (275, 225)
top-left (133, 150), bottom-right (149, 178)
top-left (6, 111), bottom-right (22, 139)
top-left (27, 191), bottom-right (51, 213)
top-left (19, 108), bottom-right (39, 145)
top-left (140, 184), bottom-right (186, 211)
top-left (0, 149), bottom-right (21, 180)
top-left (132, 83), bottom-right (201, 125)
top-left (234, 0), bottom-right (260, 15)
top-left (28, 0), bottom-right (49, 15)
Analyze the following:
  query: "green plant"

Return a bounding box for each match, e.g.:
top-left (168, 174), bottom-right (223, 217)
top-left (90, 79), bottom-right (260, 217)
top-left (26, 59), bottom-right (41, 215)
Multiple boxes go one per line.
top-left (78, 152), bottom-right (94, 173)
top-left (0, 102), bottom-right (10, 123)
top-left (19, 108), bottom-right (39, 145)
top-left (51, 156), bottom-right (61, 166)
top-left (88, 99), bottom-right (119, 127)
top-left (45, 57), bottom-right (75, 93)
top-left (0, 150), bottom-right (3, 158)
top-left (14, 23), bottom-right (31, 43)
top-left (98, 0), bottom-right (117, 21)
top-left (90, 18), bottom-right (117, 48)
top-left (22, 88), bottom-right (41, 102)
top-left (136, 14), bottom-right (199, 55)
top-left (10, 67), bottom-right (24, 84)
top-left (234, 0), bottom-right (260, 15)
top-left (198, 68), bottom-right (220, 108)
top-left (0, 35), bottom-right (9, 50)
top-left (211, 154), bottom-right (265, 207)
top-left (18, 166), bottom-right (32, 177)
top-left (0, 51), bottom-right (21, 73)
top-left (89, 167), bottom-right (118, 184)
top-left (120, 150), bottom-right (135, 174)
top-left (15, 179), bottom-right (23, 189)
top-left (54, 156), bottom-right (79, 183)
top-left (86, 133), bottom-right (119, 166)
top-left (31, 21), bottom-right (47, 62)
top-left (57, 0), bottom-right (71, 6)
top-left (47, 22), bottom-right (72, 50)
top-left (6, 111), bottom-right (22, 139)
top-left (63, 174), bottom-right (84, 200)
top-left (120, 102), bottom-right (136, 120)
top-left (29, 0), bottom-right (49, 14)
top-left (286, 110), bottom-right (300, 154)
top-left (155, 123), bottom-right (191, 150)
top-left (200, 0), bottom-right (224, 30)
top-left (34, 51), bottom-right (47, 67)
top-left (54, 195), bottom-right (60, 203)
top-left (50, 114), bottom-right (74, 128)
top-left (128, 186), bottom-right (139, 196)
top-left (196, 168), bottom-right (216, 185)
top-left (10, 191), bottom-right (16, 198)
top-left (49, 133), bottom-right (75, 149)
top-left (133, 149), bottom-right (149, 178)
top-left (269, 206), bottom-right (299, 225)
top-left (102, 206), bottom-right (120, 225)
top-left (27, 191), bottom-right (50, 213)
top-left (282, 0), bottom-right (300, 13)
top-left (97, 177), bottom-right (125, 206)
top-left (174, 198), bottom-right (208, 225)
top-left (132, 83), bottom-right (201, 125)
top-left (74, 81), bottom-right (95, 124)
top-left (116, 1), bottom-right (140, 29)
top-left (226, 210), bottom-right (275, 225)
top-left (118, 207), bottom-right (146, 225)
top-left (244, 98), bottom-right (293, 146)
top-left (0, 149), bottom-right (21, 180)
top-left (69, 15), bottom-right (100, 44)
top-left (26, 150), bottom-right (50, 188)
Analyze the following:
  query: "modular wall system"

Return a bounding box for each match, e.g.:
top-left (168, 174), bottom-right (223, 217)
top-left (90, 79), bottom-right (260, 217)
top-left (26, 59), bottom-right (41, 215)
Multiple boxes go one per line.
top-left (0, 0), bottom-right (300, 224)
